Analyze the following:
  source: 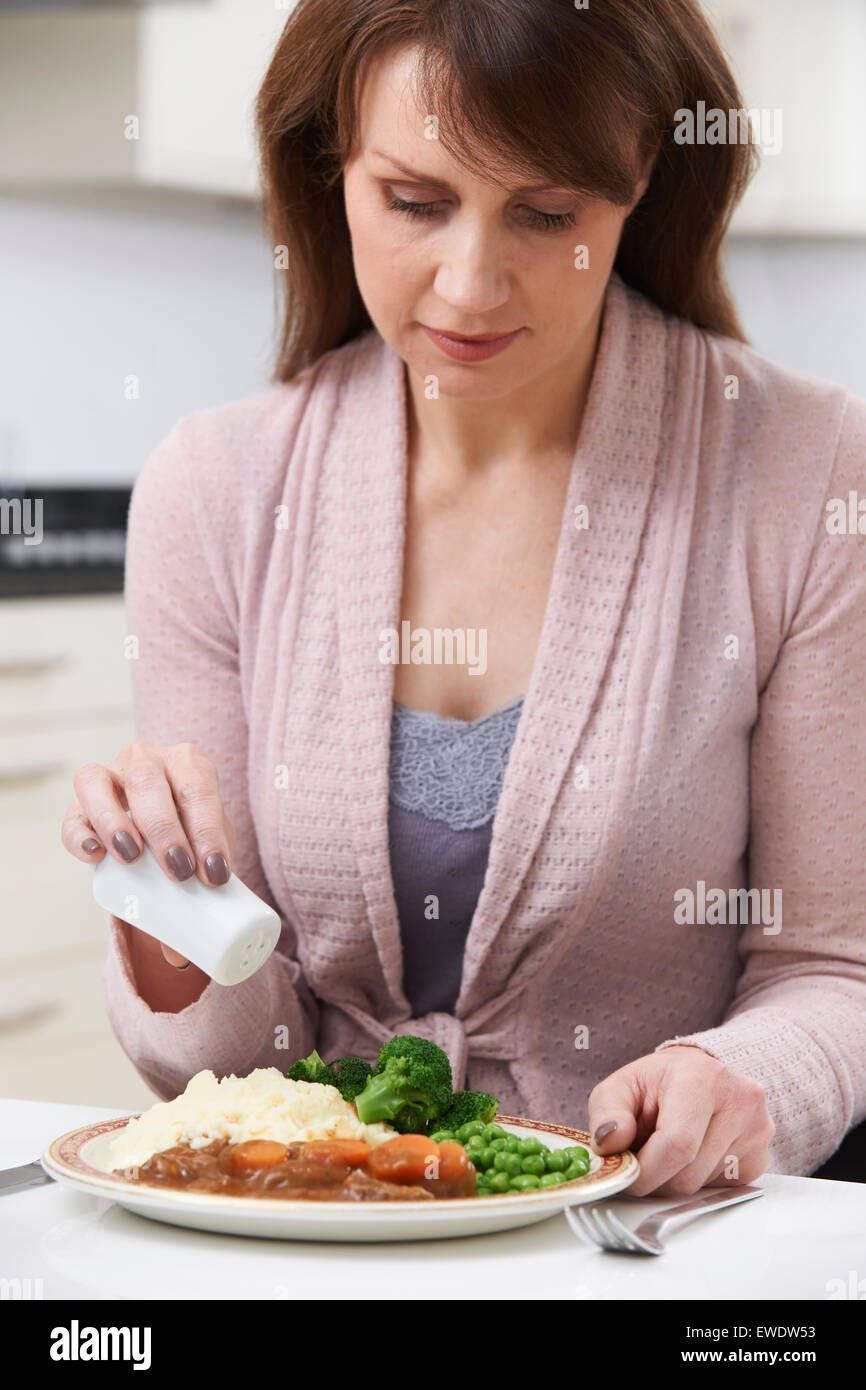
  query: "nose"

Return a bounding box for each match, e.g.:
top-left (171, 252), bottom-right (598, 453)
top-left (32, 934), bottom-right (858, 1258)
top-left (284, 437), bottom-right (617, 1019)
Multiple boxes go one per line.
top-left (432, 213), bottom-right (511, 317)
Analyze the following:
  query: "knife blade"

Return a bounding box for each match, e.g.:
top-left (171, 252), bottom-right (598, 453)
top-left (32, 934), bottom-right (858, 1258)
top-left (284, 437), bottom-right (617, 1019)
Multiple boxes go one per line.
top-left (0, 1161), bottom-right (55, 1195)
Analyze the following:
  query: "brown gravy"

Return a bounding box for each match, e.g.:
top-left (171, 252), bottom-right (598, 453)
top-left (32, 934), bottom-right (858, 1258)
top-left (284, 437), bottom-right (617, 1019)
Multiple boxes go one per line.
top-left (115, 1138), bottom-right (477, 1201)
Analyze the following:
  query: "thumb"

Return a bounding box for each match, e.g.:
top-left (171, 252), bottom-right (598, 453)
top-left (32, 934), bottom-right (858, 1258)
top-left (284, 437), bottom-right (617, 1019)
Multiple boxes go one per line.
top-left (586, 1064), bottom-right (641, 1154)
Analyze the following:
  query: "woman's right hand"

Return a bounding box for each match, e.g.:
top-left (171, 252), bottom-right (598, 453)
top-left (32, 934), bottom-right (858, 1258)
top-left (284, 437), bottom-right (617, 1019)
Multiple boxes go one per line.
top-left (61, 741), bottom-right (236, 967)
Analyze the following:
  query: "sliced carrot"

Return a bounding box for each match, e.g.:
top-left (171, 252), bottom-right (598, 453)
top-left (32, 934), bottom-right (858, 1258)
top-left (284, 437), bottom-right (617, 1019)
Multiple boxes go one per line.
top-left (437, 1140), bottom-right (474, 1183)
top-left (366, 1134), bottom-right (441, 1183)
top-left (230, 1140), bottom-right (288, 1171)
top-left (301, 1140), bottom-right (371, 1167)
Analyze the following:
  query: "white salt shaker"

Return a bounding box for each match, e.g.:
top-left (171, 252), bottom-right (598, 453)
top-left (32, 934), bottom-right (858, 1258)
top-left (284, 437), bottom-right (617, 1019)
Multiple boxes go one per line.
top-left (91, 842), bottom-right (281, 985)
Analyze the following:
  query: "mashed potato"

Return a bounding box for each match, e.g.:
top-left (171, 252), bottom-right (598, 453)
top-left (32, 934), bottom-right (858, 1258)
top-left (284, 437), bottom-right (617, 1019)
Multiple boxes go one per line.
top-left (108, 1068), bottom-right (397, 1171)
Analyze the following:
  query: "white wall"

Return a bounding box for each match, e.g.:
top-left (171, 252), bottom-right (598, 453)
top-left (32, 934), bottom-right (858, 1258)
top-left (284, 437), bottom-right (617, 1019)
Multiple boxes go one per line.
top-left (723, 237), bottom-right (866, 393)
top-left (1, 188), bottom-right (865, 486)
top-left (0, 189), bottom-right (275, 486)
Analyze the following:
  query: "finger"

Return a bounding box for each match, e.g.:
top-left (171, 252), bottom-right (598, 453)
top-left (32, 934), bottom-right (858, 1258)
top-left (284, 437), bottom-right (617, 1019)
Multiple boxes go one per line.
top-left (703, 1130), bottom-right (774, 1187)
top-left (160, 943), bottom-right (191, 968)
top-left (586, 1064), bottom-right (643, 1156)
top-left (649, 1106), bottom-right (740, 1196)
top-left (164, 745), bottom-right (232, 887)
top-left (108, 910), bottom-right (190, 970)
top-left (121, 748), bottom-right (197, 882)
top-left (692, 1079), bottom-right (775, 1189)
top-left (104, 761), bottom-right (131, 813)
top-left (61, 799), bottom-right (107, 863)
top-left (223, 808), bottom-right (236, 859)
top-left (72, 763), bottom-right (143, 865)
top-left (626, 1079), bottom-right (717, 1197)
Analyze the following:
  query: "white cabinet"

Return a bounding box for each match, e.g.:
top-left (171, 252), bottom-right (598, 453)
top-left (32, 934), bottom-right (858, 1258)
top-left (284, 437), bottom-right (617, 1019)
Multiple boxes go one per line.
top-left (0, 595), bottom-right (155, 1109)
top-left (179, 0), bottom-right (866, 222)
top-left (0, 595), bottom-right (134, 727)
top-left (3, 3), bottom-right (863, 224)
top-left (0, 1), bottom-right (294, 198)
top-left (136, 0), bottom-right (294, 197)
top-left (0, 10), bottom-right (139, 186)
top-left (0, 952), bottom-right (155, 1111)
top-left (704, 0), bottom-right (866, 234)
top-left (0, 722), bottom-right (134, 966)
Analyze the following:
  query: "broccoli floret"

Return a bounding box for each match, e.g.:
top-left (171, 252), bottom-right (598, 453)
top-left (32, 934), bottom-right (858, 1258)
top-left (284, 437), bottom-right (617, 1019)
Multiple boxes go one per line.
top-left (285, 1049), bottom-right (328, 1083)
top-left (354, 1035), bottom-right (453, 1132)
top-left (431, 1090), bottom-right (499, 1133)
top-left (325, 1056), bottom-right (374, 1103)
top-left (286, 1049), bottom-right (374, 1101)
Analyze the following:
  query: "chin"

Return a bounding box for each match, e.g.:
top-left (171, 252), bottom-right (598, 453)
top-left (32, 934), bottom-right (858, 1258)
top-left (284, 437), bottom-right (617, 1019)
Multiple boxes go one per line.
top-left (401, 341), bottom-right (535, 400)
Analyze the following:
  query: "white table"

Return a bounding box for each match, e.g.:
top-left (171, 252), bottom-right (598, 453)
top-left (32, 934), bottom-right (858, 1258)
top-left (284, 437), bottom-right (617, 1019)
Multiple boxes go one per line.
top-left (3, 1097), bottom-right (865, 1301)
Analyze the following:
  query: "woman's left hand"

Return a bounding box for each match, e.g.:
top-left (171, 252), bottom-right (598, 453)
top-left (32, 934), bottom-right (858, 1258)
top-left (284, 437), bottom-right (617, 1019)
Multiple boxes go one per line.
top-left (587, 1044), bottom-right (775, 1196)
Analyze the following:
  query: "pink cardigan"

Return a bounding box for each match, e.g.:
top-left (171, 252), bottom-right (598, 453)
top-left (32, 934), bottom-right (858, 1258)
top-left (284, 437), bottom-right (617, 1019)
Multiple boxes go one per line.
top-left (103, 272), bottom-right (866, 1176)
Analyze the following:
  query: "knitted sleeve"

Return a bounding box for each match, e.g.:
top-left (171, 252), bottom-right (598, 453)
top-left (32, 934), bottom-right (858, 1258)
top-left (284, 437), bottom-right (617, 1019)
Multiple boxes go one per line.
top-left (656, 392), bottom-right (866, 1176)
top-left (101, 413), bottom-right (318, 1100)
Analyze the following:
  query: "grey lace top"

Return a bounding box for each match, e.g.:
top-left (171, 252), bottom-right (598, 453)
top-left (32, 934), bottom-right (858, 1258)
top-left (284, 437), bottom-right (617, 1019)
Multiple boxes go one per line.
top-left (387, 694), bottom-right (525, 1016)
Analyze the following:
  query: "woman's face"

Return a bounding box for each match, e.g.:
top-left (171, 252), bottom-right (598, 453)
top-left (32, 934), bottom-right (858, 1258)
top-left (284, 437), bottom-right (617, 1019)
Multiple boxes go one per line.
top-left (342, 44), bottom-right (649, 401)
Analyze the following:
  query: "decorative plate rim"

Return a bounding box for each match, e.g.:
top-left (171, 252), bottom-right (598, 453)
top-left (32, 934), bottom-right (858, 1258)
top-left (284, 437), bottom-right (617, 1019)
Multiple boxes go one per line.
top-left (43, 1113), bottom-right (639, 1213)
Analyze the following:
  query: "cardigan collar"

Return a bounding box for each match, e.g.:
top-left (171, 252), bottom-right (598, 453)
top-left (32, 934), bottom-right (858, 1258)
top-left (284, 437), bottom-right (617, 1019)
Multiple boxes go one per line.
top-left (327, 271), bottom-right (672, 1068)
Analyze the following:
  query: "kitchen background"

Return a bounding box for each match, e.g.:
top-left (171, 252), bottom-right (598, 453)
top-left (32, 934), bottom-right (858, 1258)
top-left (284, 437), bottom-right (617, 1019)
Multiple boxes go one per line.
top-left (1, 0), bottom-right (865, 1110)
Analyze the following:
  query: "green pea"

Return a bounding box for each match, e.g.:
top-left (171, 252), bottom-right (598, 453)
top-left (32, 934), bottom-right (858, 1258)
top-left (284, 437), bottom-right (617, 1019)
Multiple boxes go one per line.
top-left (544, 1150), bottom-right (569, 1172)
top-left (487, 1170), bottom-right (511, 1193)
top-left (476, 1145), bottom-right (498, 1171)
top-left (503, 1136), bottom-right (521, 1153)
top-left (562, 1145), bottom-right (590, 1163)
top-left (493, 1151), bottom-right (523, 1177)
top-left (482, 1123), bottom-right (506, 1143)
top-left (509, 1173), bottom-right (541, 1191)
top-left (489, 1137), bottom-right (509, 1152)
top-left (464, 1134), bottom-right (486, 1153)
top-left (517, 1137), bottom-right (544, 1156)
top-left (520, 1153), bottom-right (546, 1175)
top-left (456, 1121), bottom-right (486, 1143)
top-left (538, 1171), bottom-right (566, 1187)
top-left (563, 1159), bottom-right (590, 1182)
top-left (429, 1130), bottom-right (454, 1143)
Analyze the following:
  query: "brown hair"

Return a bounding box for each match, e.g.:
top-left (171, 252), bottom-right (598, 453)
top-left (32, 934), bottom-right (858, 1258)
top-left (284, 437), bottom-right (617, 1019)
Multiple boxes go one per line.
top-left (255, 0), bottom-right (758, 382)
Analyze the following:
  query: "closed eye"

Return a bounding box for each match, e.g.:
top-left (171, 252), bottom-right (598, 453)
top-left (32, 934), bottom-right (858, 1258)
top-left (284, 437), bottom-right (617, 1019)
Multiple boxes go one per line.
top-left (386, 192), bottom-right (441, 220)
top-left (384, 191), bottom-right (577, 233)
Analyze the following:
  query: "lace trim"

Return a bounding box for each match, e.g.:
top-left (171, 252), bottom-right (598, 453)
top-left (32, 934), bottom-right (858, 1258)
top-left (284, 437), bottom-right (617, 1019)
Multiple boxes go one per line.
top-left (388, 695), bottom-right (525, 831)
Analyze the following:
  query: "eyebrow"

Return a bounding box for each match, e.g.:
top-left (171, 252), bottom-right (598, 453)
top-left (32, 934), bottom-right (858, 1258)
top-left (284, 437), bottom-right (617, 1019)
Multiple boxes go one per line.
top-left (369, 147), bottom-right (566, 194)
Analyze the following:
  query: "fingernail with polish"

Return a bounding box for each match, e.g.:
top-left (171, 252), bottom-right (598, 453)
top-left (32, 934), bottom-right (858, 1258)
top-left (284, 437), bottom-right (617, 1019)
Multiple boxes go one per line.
top-left (82, 838), bottom-right (101, 854)
top-left (112, 830), bottom-right (139, 862)
top-left (205, 852), bottom-right (229, 885)
top-left (166, 846), bottom-right (195, 881)
top-left (593, 1120), bottom-right (618, 1145)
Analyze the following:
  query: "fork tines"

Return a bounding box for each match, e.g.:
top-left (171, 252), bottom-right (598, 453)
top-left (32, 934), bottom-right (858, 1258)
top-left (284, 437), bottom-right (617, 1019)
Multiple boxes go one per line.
top-left (568, 1203), bottom-right (644, 1253)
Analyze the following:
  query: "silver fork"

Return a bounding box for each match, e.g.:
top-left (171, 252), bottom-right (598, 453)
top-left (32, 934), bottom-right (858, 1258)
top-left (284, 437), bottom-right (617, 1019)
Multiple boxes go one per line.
top-left (565, 1185), bottom-right (764, 1255)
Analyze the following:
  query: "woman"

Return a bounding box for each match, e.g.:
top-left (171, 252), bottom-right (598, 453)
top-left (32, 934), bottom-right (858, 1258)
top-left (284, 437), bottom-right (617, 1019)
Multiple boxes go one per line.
top-left (61, 0), bottom-right (866, 1197)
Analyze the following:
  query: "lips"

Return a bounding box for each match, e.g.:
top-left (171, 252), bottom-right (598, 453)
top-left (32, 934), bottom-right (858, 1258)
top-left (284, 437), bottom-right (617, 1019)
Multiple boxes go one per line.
top-left (428, 329), bottom-right (519, 342)
top-left (419, 323), bottom-right (524, 362)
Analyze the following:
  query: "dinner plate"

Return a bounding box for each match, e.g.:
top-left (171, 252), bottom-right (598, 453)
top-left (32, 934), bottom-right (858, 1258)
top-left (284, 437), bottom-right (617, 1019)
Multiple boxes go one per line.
top-left (42, 1114), bottom-right (639, 1242)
